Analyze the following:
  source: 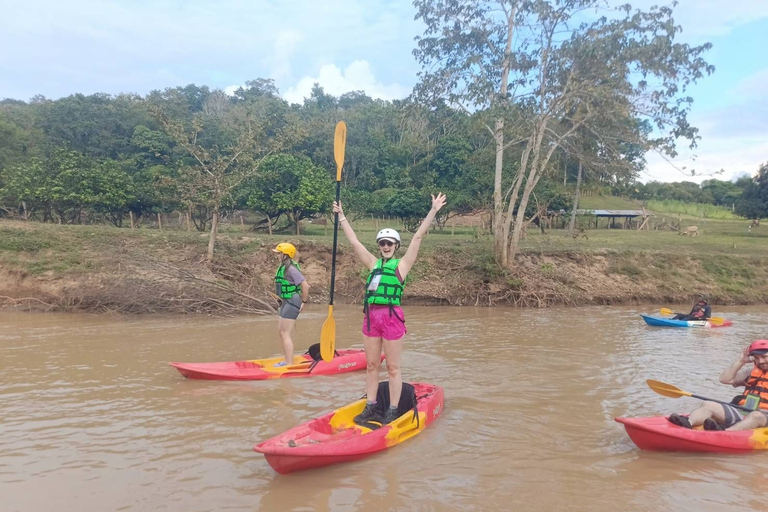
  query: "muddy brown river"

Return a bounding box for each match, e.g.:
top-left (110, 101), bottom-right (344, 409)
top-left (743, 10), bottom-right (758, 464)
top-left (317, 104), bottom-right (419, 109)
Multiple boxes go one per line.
top-left (2, 305), bottom-right (768, 511)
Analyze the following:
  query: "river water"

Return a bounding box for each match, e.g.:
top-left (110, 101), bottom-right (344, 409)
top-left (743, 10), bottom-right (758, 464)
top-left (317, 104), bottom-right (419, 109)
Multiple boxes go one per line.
top-left (2, 305), bottom-right (768, 512)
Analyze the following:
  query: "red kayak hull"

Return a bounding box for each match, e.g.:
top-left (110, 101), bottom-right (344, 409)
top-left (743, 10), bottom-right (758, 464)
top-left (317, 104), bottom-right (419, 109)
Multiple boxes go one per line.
top-left (254, 383), bottom-right (444, 474)
top-left (169, 349), bottom-right (378, 381)
top-left (615, 416), bottom-right (768, 453)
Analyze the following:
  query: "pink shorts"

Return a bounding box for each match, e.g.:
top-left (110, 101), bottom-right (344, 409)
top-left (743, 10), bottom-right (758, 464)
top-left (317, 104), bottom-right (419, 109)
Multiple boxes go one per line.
top-left (362, 305), bottom-right (407, 340)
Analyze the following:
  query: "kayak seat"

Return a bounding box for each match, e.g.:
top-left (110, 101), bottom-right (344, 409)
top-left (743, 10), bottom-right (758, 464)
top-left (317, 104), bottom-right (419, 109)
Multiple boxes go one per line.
top-left (354, 381), bottom-right (419, 430)
top-left (305, 343), bottom-right (340, 373)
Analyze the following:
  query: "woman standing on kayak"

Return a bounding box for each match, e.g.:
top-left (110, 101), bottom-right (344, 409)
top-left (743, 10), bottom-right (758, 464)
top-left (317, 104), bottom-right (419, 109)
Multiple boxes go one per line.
top-left (332, 193), bottom-right (447, 425)
top-left (273, 243), bottom-right (310, 367)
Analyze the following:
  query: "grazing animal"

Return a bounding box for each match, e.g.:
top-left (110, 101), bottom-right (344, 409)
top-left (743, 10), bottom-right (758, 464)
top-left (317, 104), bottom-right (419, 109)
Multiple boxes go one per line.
top-left (680, 226), bottom-right (699, 237)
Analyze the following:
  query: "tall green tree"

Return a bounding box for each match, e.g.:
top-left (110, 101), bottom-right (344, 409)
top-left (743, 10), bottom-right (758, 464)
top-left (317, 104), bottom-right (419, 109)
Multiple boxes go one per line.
top-left (735, 163), bottom-right (768, 221)
top-left (244, 153), bottom-right (333, 235)
top-left (413, 0), bottom-right (713, 265)
top-left (151, 91), bottom-right (292, 264)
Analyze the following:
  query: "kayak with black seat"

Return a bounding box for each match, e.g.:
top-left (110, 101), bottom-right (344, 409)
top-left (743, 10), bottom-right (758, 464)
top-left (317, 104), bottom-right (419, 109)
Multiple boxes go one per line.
top-left (254, 382), bottom-right (444, 474)
top-left (615, 416), bottom-right (768, 453)
top-left (640, 314), bottom-right (732, 328)
top-left (169, 346), bottom-right (379, 381)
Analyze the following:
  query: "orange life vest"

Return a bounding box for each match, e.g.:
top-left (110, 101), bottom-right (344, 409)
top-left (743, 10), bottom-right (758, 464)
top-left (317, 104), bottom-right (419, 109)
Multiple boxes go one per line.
top-left (735, 367), bottom-right (768, 410)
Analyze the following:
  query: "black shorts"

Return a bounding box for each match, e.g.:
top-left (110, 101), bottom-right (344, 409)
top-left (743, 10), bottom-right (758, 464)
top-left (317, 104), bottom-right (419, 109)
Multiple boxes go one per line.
top-left (721, 403), bottom-right (768, 427)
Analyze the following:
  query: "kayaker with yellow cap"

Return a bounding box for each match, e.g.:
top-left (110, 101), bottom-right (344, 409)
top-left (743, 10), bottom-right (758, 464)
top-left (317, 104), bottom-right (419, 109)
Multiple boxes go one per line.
top-left (668, 340), bottom-right (768, 431)
top-left (272, 242), bottom-right (310, 367)
top-left (332, 192), bottom-right (447, 425)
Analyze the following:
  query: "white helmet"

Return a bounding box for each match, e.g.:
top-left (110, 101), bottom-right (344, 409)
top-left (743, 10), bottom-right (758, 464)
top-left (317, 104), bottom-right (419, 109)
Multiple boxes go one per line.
top-left (376, 228), bottom-right (401, 244)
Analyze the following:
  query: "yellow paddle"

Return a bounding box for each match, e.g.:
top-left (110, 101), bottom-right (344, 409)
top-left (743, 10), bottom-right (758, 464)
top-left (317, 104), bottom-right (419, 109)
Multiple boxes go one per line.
top-left (320, 121), bottom-right (346, 362)
top-left (659, 307), bottom-right (725, 325)
top-left (646, 379), bottom-right (754, 413)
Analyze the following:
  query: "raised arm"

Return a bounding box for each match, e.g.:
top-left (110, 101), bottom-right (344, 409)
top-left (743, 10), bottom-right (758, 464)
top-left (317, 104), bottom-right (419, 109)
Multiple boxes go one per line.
top-left (333, 201), bottom-right (378, 270)
top-left (720, 346), bottom-right (753, 386)
top-left (397, 193), bottom-right (447, 280)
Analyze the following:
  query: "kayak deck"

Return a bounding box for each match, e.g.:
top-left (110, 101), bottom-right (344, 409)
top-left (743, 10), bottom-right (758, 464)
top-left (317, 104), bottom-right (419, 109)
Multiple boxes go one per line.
top-left (616, 416), bottom-right (768, 453)
top-left (254, 382), bottom-right (444, 473)
top-left (169, 349), bottom-right (377, 381)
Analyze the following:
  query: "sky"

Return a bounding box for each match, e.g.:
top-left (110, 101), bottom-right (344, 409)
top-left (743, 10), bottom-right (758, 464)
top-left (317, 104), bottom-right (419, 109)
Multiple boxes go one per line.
top-left (1, 0), bottom-right (766, 184)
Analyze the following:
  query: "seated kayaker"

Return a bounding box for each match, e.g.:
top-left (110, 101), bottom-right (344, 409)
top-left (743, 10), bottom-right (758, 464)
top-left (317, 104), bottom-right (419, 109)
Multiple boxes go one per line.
top-left (668, 340), bottom-right (768, 431)
top-left (671, 293), bottom-right (711, 321)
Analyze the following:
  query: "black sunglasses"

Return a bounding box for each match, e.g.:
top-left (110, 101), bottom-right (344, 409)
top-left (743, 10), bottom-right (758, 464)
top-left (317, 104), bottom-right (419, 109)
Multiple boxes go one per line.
top-left (378, 240), bottom-right (395, 247)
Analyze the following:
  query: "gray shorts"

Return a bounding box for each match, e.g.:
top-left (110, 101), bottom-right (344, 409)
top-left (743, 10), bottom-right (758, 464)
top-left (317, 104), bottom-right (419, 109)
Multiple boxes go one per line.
top-left (721, 403), bottom-right (768, 428)
top-left (278, 294), bottom-right (302, 320)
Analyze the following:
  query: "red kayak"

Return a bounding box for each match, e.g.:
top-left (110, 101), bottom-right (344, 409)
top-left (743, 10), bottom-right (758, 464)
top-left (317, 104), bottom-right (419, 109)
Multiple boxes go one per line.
top-left (254, 382), bottom-right (444, 474)
top-left (616, 416), bottom-right (768, 453)
top-left (170, 349), bottom-right (378, 381)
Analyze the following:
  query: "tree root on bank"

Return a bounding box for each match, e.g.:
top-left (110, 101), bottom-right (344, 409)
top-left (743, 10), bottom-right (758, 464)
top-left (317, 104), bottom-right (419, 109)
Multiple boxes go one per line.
top-left (0, 295), bottom-right (56, 311)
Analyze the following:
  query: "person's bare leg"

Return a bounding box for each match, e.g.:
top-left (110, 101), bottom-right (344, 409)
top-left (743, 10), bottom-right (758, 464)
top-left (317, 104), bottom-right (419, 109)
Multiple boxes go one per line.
top-left (278, 318), bottom-right (295, 364)
top-left (727, 411), bottom-right (768, 431)
top-left (383, 338), bottom-right (403, 407)
top-left (688, 401), bottom-right (726, 426)
top-left (363, 336), bottom-right (383, 399)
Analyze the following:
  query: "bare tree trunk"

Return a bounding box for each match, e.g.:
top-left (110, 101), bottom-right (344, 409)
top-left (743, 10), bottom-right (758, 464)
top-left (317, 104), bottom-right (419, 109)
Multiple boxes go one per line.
top-left (240, 215), bottom-right (244, 231)
top-left (186, 212), bottom-right (191, 232)
top-left (206, 210), bottom-right (219, 265)
top-left (492, 5), bottom-right (517, 266)
top-left (267, 215), bottom-right (273, 235)
top-left (569, 161), bottom-right (583, 233)
top-left (295, 213), bottom-right (300, 235)
top-left (157, 212), bottom-right (162, 230)
top-left (563, 161), bottom-right (567, 186)
top-left (493, 117), bottom-right (507, 265)
top-left (129, 211), bottom-right (135, 229)
top-left (21, 201), bottom-right (28, 220)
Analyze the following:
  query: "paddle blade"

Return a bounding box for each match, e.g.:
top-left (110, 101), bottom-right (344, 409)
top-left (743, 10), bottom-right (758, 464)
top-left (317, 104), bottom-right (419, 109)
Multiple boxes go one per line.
top-left (660, 308), bottom-right (674, 316)
top-left (708, 317), bottom-right (725, 325)
top-left (333, 122), bottom-right (347, 181)
top-left (646, 379), bottom-right (692, 399)
top-left (320, 306), bottom-right (336, 362)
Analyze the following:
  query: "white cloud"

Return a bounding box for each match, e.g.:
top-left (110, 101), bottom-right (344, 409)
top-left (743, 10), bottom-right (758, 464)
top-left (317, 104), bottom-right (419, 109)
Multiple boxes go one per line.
top-left (617, 0), bottom-right (768, 39)
top-left (731, 67), bottom-right (768, 100)
top-left (642, 65), bottom-right (768, 183)
top-left (263, 30), bottom-right (304, 82)
top-left (282, 61), bottom-right (410, 104)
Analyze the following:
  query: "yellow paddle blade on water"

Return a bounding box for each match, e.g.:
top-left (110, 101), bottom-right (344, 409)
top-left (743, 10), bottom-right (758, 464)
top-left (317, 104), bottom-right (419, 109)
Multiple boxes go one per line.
top-left (646, 379), bottom-right (693, 399)
top-left (659, 308), bottom-right (674, 316)
top-left (320, 306), bottom-right (336, 362)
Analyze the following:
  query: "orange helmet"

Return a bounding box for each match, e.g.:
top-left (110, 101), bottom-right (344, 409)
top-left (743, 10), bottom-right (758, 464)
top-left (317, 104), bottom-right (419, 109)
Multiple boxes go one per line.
top-left (748, 340), bottom-right (768, 355)
top-left (272, 242), bottom-right (296, 259)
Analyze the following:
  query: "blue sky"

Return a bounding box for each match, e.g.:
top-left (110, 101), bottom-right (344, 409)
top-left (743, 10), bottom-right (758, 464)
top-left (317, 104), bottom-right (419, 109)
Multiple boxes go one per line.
top-left (1, 0), bottom-right (766, 183)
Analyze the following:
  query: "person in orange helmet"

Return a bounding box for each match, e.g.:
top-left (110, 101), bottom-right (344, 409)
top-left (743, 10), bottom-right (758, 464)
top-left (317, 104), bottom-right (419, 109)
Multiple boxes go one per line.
top-left (272, 243), bottom-right (310, 367)
top-left (668, 340), bottom-right (768, 431)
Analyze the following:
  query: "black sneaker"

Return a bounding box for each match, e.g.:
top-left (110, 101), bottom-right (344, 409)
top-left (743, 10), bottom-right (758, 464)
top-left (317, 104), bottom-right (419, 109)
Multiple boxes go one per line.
top-left (703, 418), bottom-right (725, 431)
top-left (667, 413), bottom-right (693, 429)
top-left (354, 403), bottom-right (379, 424)
top-left (382, 407), bottom-right (399, 425)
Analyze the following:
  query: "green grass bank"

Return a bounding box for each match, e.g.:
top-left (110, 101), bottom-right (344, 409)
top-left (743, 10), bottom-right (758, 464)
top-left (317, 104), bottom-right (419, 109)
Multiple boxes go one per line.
top-left (1, 216), bottom-right (767, 314)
